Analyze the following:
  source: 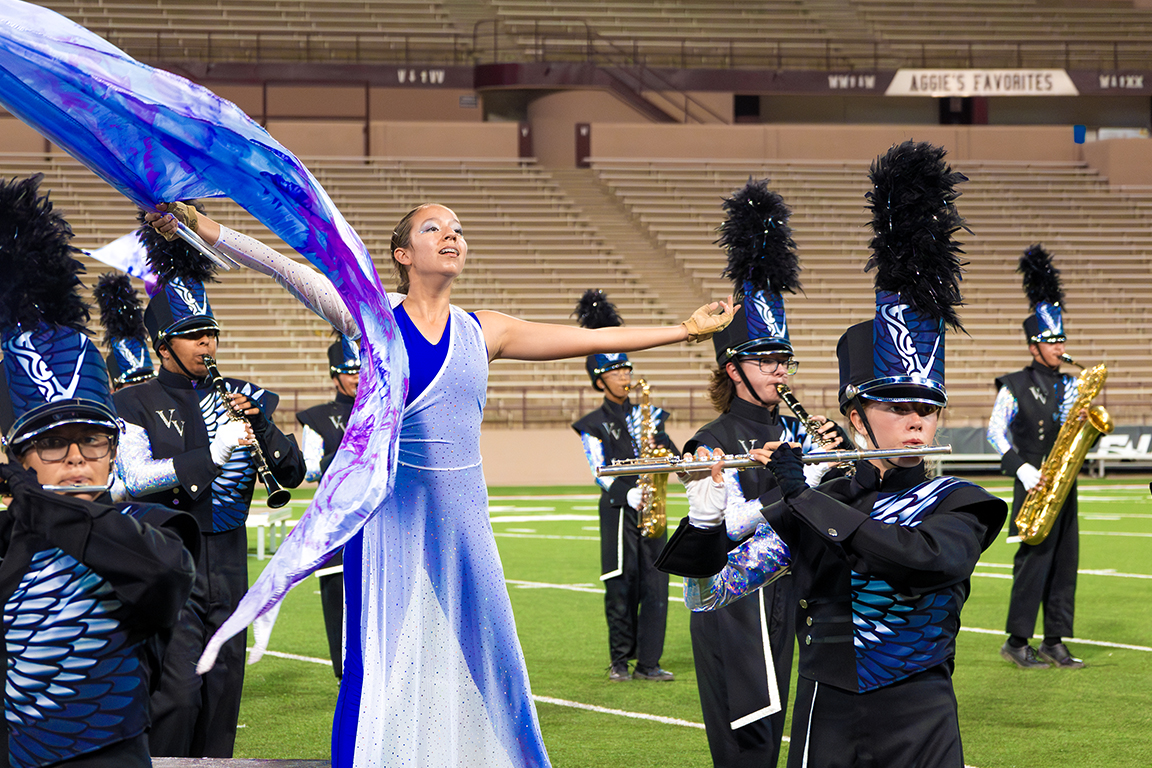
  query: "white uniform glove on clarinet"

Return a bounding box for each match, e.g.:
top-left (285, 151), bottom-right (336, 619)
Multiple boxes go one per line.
top-left (1016, 462), bottom-right (1042, 492)
top-left (685, 474), bottom-right (727, 529)
top-left (210, 420), bottom-right (250, 467)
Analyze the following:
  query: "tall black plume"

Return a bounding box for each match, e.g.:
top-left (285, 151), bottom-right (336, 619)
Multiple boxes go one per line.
top-left (865, 141), bottom-right (968, 331)
top-left (716, 177), bottom-right (801, 300)
top-left (94, 272), bottom-right (148, 347)
top-left (0, 174), bottom-right (89, 332)
top-left (1018, 243), bottom-right (1064, 309)
top-left (137, 201), bottom-right (216, 284)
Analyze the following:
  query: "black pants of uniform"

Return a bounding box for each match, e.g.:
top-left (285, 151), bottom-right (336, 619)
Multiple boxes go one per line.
top-left (787, 665), bottom-right (962, 768)
top-left (148, 526), bottom-right (248, 757)
top-left (1006, 481), bottom-right (1078, 639)
top-left (603, 507), bottom-right (669, 669)
top-left (691, 575), bottom-right (794, 768)
top-left (319, 557), bottom-right (344, 680)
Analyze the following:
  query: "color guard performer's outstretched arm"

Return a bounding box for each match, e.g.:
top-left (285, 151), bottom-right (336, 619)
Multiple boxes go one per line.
top-left (145, 204), bottom-right (737, 361)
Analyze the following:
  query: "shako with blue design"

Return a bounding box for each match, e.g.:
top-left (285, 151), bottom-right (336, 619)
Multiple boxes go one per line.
top-left (138, 202), bottom-right (220, 348)
top-left (329, 334), bottom-right (361, 376)
top-left (94, 271), bottom-right (156, 388)
top-left (837, 141), bottom-right (969, 414)
top-left (711, 177), bottom-right (802, 363)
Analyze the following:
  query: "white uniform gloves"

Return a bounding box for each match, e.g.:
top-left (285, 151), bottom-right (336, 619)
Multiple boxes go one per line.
top-left (210, 420), bottom-right (251, 467)
top-left (1016, 462), bottom-right (1042, 492)
top-left (685, 474), bottom-right (727, 529)
top-left (626, 486), bottom-right (644, 512)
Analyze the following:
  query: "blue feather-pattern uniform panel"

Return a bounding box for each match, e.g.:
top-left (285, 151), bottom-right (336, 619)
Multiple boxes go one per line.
top-left (851, 477), bottom-right (971, 693)
top-left (4, 549), bottom-right (147, 768)
top-left (199, 382), bottom-right (265, 532)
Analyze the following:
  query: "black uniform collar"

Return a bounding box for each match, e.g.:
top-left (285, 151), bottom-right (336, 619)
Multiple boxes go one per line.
top-left (1027, 359), bottom-right (1062, 379)
top-left (603, 397), bottom-right (633, 416)
top-left (335, 391), bottom-right (355, 406)
top-left (158, 365), bottom-right (210, 391)
top-left (852, 459), bottom-right (929, 493)
top-left (729, 396), bottom-right (780, 426)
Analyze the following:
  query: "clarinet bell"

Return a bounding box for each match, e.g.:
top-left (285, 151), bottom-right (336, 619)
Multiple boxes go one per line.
top-left (264, 474), bottom-right (292, 509)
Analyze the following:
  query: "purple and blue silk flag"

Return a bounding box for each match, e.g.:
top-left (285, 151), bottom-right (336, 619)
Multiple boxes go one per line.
top-left (0, 0), bottom-right (407, 667)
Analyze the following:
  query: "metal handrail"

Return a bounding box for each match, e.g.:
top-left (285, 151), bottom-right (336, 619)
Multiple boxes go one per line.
top-left (95, 25), bottom-right (1148, 71)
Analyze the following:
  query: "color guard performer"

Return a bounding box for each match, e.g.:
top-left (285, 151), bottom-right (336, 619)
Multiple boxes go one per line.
top-left (297, 335), bottom-right (361, 679)
top-left (670, 179), bottom-right (843, 768)
top-left (663, 142), bottom-right (1007, 768)
top-left (113, 207), bottom-right (306, 757)
top-left (989, 245), bottom-right (1085, 669)
top-left (572, 290), bottom-right (677, 682)
top-left (0, 174), bottom-right (197, 768)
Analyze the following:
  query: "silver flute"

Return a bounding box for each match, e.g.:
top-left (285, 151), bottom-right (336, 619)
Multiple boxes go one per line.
top-left (596, 445), bottom-right (952, 477)
top-left (42, 484), bottom-right (112, 493)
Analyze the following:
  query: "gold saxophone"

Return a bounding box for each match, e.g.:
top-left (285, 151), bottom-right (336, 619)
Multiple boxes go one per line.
top-left (634, 378), bottom-right (673, 539)
top-left (1014, 357), bottom-right (1114, 545)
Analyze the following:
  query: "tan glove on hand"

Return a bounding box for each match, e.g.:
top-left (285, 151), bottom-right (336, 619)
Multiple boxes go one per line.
top-left (157, 201), bottom-right (198, 241)
top-left (682, 302), bottom-right (733, 343)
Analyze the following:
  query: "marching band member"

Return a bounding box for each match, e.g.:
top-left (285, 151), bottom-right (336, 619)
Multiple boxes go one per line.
top-left (988, 245), bottom-right (1085, 669)
top-left (0, 174), bottom-right (197, 768)
top-left (668, 179), bottom-right (843, 768)
top-left (113, 208), bottom-right (306, 758)
top-left (666, 142), bottom-right (1006, 768)
top-left (571, 290), bottom-right (676, 683)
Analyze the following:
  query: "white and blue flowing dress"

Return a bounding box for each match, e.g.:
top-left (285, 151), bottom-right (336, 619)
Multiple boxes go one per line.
top-left (334, 299), bottom-right (551, 768)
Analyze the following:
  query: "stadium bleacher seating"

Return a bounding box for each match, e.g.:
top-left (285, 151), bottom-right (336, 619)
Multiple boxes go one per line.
top-left (2, 151), bottom-right (1147, 431)
top-left (31, 0), bottom-right (1152, 69)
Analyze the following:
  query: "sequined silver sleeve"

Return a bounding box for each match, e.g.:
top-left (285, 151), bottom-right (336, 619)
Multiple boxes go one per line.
top-left (721, 468), bottom-right (766, 540)
top-left (987, 386), bottom-right (1018, 456)
top-left (215, 226), bottom-right (360, 340)
top-left (579, 432), bottom-right (613, 493)
top-left (117, 421), bottom-right (179, 495)
top-left (301, 424), bottom-right (324, 483)
top-left (684, 521), bottom-right (791, 611)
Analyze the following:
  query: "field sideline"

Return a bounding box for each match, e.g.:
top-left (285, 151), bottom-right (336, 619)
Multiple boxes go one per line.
top-left (235, 477), bottom-right (1152, 767)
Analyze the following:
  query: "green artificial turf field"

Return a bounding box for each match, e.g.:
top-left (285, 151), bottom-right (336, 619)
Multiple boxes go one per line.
top-left (235, 477), bottom-right (1152, 767)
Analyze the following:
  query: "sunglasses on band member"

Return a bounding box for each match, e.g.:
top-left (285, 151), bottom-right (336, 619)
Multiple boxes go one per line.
top-left (22, 434), bottom-right (116, 463)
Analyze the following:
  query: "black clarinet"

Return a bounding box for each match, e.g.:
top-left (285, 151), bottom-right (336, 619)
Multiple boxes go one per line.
top-left (202, 355), bottom-right (291, 509)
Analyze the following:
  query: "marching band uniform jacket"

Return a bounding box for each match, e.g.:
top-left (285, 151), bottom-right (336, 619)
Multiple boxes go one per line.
top-left (991, 361), bottom-right (1076, 480)
top-left (667, 460), bottom-right (1005, 767)
top-left (297, 391), bottom-right (353, 482)
top-left (0, 483), bottom-right (197, 768)
top-left (114, 367), bottom-right (304, 534)
top-left (572, 397), bottom-right (676, 579)
top-left (113, 365), bottom-right (304, 757)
